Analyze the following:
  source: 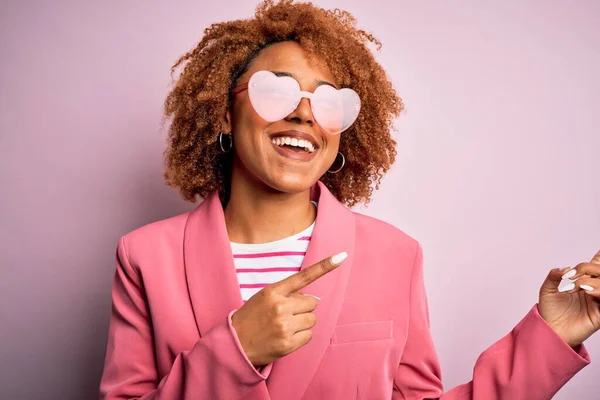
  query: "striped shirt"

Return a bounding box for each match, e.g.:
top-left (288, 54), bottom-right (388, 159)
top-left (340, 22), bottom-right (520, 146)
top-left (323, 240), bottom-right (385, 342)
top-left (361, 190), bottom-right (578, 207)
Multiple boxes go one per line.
top-left (231, 204), bottom-right (316, 303)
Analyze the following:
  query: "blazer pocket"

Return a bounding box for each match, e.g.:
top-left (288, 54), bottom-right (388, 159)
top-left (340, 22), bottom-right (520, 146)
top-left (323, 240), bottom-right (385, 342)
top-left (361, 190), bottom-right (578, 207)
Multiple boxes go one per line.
top-left (330, 320), bottom-right (393, 345)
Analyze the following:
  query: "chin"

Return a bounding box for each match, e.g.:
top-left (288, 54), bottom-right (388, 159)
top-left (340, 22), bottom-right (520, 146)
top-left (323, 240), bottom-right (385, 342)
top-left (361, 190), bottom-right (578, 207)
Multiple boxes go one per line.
top-left (261, 172), bottom-right (317, 195)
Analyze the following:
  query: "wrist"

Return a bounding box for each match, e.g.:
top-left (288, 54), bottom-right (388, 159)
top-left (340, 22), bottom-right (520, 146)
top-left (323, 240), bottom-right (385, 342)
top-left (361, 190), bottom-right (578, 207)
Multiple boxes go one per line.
top-left (231, 311), bottom-right (253, 362)
top-left (546, 322), bottom-right (583, 348)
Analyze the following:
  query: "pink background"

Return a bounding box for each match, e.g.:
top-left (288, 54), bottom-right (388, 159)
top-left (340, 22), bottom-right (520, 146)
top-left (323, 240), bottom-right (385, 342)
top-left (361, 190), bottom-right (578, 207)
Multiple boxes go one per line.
top-left (1, 1), bottom-right (598, 398)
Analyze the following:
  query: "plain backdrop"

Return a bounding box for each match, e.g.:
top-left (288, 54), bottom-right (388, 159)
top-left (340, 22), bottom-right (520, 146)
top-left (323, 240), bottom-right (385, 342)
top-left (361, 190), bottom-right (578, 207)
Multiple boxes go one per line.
top-left (1, 0), bottom-right (599, 398)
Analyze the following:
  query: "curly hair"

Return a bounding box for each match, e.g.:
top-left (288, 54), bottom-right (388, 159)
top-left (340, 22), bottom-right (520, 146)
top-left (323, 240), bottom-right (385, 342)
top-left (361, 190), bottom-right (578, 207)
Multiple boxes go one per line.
top-left (163, 0), bottom-right (403, 207)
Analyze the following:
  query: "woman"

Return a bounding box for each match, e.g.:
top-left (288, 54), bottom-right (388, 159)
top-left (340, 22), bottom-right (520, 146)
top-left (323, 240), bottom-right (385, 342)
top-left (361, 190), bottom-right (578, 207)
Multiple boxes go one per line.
top-left (99, 1), bottom-right (598, 398)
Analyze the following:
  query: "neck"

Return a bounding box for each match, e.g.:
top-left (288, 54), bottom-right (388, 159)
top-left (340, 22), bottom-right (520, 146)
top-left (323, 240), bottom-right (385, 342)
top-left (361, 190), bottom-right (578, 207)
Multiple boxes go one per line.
top-left (224, 170), bottom-right (317, 244)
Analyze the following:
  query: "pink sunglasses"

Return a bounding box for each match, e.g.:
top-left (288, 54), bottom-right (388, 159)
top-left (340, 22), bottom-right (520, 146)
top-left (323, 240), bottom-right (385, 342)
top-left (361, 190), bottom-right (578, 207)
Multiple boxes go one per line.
top-left (232, 70), bottom-right (361, 135)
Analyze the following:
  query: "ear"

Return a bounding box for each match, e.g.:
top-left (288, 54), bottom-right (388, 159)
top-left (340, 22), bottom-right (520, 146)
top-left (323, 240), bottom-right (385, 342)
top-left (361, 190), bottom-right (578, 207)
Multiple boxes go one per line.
top-left (222, 109), bottom-right (232, 134)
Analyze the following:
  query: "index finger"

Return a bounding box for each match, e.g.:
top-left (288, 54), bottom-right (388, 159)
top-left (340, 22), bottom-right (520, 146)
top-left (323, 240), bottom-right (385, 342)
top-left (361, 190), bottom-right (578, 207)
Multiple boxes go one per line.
top-left (272, 251), bottom-right (348, 296)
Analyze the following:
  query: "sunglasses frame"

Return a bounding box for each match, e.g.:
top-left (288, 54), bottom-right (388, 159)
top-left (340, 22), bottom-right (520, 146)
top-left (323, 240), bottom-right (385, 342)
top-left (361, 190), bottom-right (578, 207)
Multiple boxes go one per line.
top-left (231, 70), bottom-right (360, 134)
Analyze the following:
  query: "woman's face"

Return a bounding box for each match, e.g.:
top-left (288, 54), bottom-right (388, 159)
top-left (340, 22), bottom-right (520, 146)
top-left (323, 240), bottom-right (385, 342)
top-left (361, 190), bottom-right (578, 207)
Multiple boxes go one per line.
top-left (224, 41), bottom-right (341, 195)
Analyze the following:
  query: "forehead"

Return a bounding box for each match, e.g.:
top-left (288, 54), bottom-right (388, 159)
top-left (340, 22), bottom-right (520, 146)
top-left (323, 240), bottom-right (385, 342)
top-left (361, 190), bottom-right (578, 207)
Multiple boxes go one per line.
top-left (245, 41), bottom-right (336, 86)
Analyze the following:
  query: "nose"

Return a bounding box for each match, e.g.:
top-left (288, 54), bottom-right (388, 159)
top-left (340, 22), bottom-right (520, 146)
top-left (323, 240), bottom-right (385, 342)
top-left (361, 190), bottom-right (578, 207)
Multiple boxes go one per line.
top-left (285, 96), bottom-right (314, 126)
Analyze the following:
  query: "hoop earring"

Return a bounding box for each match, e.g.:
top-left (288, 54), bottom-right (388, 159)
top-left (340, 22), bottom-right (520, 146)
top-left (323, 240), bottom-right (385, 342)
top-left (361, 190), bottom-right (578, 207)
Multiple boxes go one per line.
top-left (328, 152), bottom-right (345, 174)
top-left (218, 132), bottom-right (233, 153)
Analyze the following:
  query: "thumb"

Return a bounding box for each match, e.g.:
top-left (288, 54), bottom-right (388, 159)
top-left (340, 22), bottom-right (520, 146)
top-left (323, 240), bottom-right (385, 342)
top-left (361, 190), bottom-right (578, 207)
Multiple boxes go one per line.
top-left (552, 266), bottom-right (573, 283)
top-left (590, 249), bottom-right (600, 264)
top-left (541, 267), bottom-right (571, 293)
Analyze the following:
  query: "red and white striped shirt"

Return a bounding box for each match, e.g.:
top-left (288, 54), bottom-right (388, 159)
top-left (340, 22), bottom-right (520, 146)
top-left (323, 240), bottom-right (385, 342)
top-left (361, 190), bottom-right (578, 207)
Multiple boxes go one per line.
top-left (230, 211), bottom-right (316, 303)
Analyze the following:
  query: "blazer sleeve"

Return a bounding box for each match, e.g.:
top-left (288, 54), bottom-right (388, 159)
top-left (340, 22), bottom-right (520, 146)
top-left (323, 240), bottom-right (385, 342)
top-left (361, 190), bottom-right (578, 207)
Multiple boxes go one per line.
top-left (392, 242), bottom-right (591, 400)
top-left (99, 236), bottom-right (273, 400)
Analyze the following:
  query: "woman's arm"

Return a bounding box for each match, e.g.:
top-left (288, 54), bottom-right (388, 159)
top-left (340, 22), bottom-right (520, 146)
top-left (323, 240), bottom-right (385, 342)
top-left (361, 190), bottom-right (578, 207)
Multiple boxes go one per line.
top-left (99, 237), bottom-right (272, 400)
top-left (392, 242), bottom-right (591, 400)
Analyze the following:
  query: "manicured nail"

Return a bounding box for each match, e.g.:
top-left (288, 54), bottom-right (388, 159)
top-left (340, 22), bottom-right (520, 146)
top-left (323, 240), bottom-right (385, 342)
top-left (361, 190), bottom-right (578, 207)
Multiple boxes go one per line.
top-left (331, 251), bottom-right (348, 265)
top-left (562, 269), bottom-right (577, 280)
top-left (580, 285), bottom-right (594, 293)
top-left (558, 282), bottom-right (575, 292)
top-left (306, 294), bottom-right (321, 300)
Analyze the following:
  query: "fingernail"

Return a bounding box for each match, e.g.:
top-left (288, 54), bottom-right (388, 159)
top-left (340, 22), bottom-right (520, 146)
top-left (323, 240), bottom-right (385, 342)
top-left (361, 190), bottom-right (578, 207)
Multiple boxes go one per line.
top-left (562, 269), bottom-right (577, 280)
top-left (306, 294), bottom-right (321, 300)
top-left (331, 251), bottom-right (348, 265)
top-left (558, 282), bottom-right (575, 292)
top-left (580, 285), bottom-right (594, 293)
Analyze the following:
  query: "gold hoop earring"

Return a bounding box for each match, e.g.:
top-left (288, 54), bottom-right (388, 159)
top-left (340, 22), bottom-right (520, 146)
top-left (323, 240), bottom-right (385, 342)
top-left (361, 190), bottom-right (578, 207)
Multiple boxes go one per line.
top-left (218, 132), bottom-right (233, 153)
top-left (328, 152), bottom-right (345, 174)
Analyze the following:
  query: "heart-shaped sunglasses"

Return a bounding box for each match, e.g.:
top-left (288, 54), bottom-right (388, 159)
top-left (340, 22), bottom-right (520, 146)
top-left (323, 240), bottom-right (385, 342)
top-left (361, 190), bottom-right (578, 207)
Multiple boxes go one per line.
top-left (232, 70), bottom-right (361, 135)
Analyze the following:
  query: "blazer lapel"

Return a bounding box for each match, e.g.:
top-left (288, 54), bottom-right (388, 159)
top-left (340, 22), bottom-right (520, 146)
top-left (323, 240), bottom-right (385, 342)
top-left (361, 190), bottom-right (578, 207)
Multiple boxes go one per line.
top-left (267, 181), bottom-right (356, 400)
top-left (183, 191), bottom-right (243, 337)
top-left (183, 182), bottom-right (356, 400)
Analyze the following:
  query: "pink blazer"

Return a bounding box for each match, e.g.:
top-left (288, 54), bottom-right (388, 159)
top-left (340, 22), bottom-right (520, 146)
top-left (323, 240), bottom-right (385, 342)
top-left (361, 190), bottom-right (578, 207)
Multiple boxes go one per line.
top-left (99, 181), bottom-right (591, 399)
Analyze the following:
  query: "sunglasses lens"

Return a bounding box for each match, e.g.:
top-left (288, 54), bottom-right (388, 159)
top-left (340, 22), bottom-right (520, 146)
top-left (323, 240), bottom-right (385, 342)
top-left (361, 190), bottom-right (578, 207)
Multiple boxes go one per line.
top-left (248, 71), bottom-right (299, 122)
top-left (312, 86), bottom-right (361, 135)
top-left (246, 70), bottom-right (361, 134)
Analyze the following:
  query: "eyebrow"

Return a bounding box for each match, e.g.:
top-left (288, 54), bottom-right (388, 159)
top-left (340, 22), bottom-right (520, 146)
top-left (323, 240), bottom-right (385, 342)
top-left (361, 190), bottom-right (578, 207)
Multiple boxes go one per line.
top-left (271, 71), bottom-right (338, 89)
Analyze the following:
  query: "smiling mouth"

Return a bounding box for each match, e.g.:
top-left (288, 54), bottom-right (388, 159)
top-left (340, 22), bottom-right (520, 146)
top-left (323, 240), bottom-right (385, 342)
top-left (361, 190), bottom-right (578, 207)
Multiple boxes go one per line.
top-left (270, 136), bottom-right (316, 153)
top-left (268, 136), bottom-right (318, 162)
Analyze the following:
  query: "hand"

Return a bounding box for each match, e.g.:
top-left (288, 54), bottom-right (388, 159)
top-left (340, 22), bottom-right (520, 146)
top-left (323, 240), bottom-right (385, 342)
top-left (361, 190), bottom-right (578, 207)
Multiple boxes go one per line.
top-left (538, 249), bottom-right (600, 347)
top-left (231, 251), bottom-right (348, 367)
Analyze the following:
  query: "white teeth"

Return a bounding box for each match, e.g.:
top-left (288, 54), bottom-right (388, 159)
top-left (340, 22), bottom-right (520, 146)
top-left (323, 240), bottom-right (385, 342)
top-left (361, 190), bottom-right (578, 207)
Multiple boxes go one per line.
top-left (270, 136), bottom-right (315, 153)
